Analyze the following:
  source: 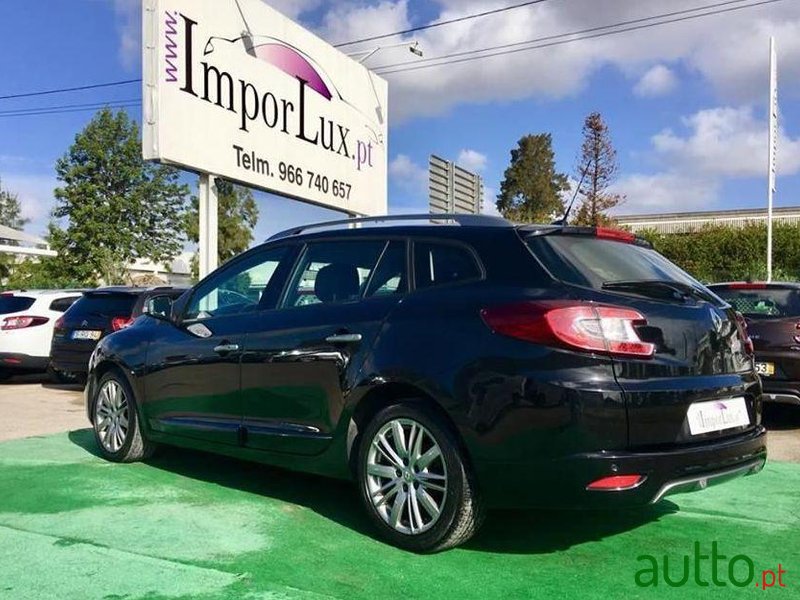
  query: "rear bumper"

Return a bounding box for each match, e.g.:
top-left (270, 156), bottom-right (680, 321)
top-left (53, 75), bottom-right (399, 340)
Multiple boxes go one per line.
top-left (474, 426), bottom-right (767, 509)
top-left (49, 344), bottom-right (93, 375)
top-left (760, 380), bottom-right (800, 405)
top-left (0, 353), bottom-right (49, 373)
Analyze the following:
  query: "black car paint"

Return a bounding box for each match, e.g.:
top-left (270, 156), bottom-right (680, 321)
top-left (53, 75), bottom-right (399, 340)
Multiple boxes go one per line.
top-left (86, 226), bottom-right (766, 509)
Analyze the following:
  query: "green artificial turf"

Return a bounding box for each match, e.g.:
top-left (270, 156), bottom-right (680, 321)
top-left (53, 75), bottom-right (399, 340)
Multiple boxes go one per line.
top-left (0, 430), bottom-right (797, 599)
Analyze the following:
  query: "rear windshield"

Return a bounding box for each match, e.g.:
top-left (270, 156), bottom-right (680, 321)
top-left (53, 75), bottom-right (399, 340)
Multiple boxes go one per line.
top-left (0, 296), bottom-right (35, 315)
top-left (68, 294), bottom-right (137, 318)
top-left (527, 235), bottom-right (702, 290)
top-left (712, 287), bottom-right (800, 318)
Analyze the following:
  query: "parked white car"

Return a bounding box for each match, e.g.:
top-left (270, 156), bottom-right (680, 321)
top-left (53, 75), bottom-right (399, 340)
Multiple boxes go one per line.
top-left (0, 290), bottom-right (83, 382)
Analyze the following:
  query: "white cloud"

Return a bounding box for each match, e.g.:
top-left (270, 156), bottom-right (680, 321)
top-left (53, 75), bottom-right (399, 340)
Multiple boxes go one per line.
top-left (633, 65), bottom-right (677, 97)
top-left (114, 0), bottom-right (140, 71)
top-left (317, 0), bottom-right (800, 120)
top-left (0, 174), bottom-right (58, 235)
top-left (389, 154), bottom-right (427, 194)
top-left (612, 173), bottom-right (720, 215)
top-left (456, 149), bottom-right (487, 173)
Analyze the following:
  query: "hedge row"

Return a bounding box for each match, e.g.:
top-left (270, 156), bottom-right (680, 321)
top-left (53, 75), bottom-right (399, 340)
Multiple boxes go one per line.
top-left (638, 222), bottom-right (800, 284)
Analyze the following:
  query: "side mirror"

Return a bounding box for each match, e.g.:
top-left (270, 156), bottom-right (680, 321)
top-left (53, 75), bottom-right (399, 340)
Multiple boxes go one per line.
top-left (170, 290), bottom-right (191, 324)
top-left (143, 295), bottom-right (175, 321)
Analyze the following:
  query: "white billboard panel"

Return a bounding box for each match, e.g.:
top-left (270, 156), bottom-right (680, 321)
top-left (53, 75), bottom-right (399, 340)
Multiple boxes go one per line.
top-left (143, 0), bottom-right (388, 216)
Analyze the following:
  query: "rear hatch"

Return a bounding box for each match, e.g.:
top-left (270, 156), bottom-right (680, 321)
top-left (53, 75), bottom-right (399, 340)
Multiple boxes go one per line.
top-left (525, 228), bottom-right (759, 449)
top-left (710, 283), bottom-right (800, 383)
top-left (53, 291), bottom-right (138, 350)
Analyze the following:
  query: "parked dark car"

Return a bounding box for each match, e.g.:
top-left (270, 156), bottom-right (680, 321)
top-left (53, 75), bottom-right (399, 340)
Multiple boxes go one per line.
top-left (51, 286), bottom-right (187, 380)
top-left (85, 215), bottom-right (766, 552)
top-left (709, 282), bottom-right (800, 406)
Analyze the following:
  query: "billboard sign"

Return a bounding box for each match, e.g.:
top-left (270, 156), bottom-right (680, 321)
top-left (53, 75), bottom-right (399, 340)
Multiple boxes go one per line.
top-left (143, 0), bottom-right (388, 216)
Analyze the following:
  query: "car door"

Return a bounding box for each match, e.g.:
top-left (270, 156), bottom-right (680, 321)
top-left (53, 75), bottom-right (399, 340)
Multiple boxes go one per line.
top-left (240, 238), bottom-right (408, 455)
top-left (143, 244), bottom-right (297, 446)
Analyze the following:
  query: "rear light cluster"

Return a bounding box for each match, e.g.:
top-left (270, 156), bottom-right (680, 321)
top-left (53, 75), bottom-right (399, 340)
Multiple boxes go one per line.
top-left (1, 316), bottom-right (49, 331)
top-left (586, 474), bottom-right (646, 491)
top-left (111, 316), bottom-right (134, 331)
top-left (481, 301), bottom-right (656, 358)
top-left (734, 312), bottom-right (754, 356)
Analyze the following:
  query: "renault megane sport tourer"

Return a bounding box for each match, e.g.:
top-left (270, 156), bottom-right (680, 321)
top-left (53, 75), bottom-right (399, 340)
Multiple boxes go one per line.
top-left (85, 215), bottom-right (767, 552)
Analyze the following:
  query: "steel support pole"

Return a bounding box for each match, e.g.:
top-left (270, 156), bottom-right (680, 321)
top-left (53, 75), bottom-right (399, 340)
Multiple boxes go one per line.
top-left (198, 173), bottom-right (219, 279)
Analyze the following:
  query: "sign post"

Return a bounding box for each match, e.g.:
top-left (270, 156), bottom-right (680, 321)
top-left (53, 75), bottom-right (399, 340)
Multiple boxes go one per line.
top-left (197, 174), bottom-right (219, 278)
top-left (767, 36), bottom-right (778, 283)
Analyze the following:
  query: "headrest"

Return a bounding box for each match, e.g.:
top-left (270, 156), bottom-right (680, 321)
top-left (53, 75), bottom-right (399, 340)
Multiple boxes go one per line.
top-left (314, 263), bottom-right (360, 303)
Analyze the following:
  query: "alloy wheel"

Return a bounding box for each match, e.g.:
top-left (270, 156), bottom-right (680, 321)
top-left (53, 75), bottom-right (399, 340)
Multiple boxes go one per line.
top-left (95, 380), bottom-right (130, 453)
top-left (365, 418), bottom-right (448, 535)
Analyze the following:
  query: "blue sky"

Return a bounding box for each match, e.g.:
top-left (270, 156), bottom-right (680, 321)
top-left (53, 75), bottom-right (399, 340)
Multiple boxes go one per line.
top-left (1, 0), bottom-right (799, 245)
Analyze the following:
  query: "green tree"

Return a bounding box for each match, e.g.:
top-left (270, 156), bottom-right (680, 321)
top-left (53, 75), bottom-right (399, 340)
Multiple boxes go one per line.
top-left (496, 134), bottom-right (569, 223)
top-left (185, 178), bottom-right (259, 279)
top-left (51, 108), bottom-right (189, 284)
top-left (0, 177), bottom-right (29, 231)
top-left (573, 112), bottom-right (624, 226)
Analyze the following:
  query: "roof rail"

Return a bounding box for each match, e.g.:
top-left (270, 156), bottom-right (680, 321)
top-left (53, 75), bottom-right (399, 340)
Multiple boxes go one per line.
top-left (267, 213), bottom-right (509, 241)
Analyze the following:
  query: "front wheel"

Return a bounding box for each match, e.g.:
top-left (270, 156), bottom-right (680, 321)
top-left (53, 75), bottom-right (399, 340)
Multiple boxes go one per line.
top-left (92, 371), bottom-right (154, 462)
top-left (357, 403), bottom-right (484, 552)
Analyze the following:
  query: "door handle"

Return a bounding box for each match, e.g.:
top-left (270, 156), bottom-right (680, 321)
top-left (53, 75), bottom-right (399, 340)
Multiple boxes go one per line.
top-left (325, 333), bottom-right (362, 344)
top-left (214, 343), bottom-right (240, 354)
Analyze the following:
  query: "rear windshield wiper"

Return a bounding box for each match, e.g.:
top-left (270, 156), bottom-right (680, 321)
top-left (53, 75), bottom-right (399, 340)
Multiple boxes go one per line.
top-left (602, 279), bottom-right (713, 302)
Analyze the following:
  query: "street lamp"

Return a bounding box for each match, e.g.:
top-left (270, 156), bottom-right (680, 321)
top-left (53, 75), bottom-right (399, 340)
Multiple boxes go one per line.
top-left (350, 41), bottom-right (424, 64)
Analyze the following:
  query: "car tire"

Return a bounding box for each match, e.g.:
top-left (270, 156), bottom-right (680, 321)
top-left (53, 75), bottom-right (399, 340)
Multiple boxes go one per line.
top-left (356, 403), bottom-right (484, 553)
top-left (92, 371), bottom-right (155, 463)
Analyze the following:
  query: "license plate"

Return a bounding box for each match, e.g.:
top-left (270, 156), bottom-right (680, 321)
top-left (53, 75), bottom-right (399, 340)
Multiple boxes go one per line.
top-left (755, 362), bottom-right (775, 376)
top-left (687, 397), bottom-right (750, 435)
top-left (72, 330), bottom-right (102, 341)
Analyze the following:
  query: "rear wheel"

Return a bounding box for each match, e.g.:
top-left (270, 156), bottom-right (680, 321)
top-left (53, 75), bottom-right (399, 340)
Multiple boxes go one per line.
top-left (92, 371), bottom-right (154, 462)
top-left (356, 403), bottom-right (484, 552)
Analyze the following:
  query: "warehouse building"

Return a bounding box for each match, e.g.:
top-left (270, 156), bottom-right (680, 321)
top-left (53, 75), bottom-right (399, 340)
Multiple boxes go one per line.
top-left (617, 206), bottom-right (800, 234)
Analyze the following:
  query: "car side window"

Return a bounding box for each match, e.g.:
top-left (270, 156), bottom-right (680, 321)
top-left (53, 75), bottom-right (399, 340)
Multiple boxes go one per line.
top-left (414, 242), bottom-right (481, 289)
top-left (185, 247), bottom-right (290, 320)
top-left (49, 296), bottom-right (80, 313)
top-left (365, 240), bottom-right (407, 298)
top-left (285, 240), bottom-right (386, 308)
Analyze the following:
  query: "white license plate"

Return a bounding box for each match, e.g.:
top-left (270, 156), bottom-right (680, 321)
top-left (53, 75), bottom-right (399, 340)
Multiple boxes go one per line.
top-left (72, 330), bottom-right (102, 341)
top-left (755, 362), bottom-right (775, 376)
top-left (687, 397), bottom-right (750, 435)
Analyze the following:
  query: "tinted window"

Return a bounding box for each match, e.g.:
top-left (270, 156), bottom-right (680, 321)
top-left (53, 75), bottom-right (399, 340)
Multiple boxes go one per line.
top-left (366, 241), bottom-right (407, 298)
top-left (186, 247), bottom-right (289, 320)
top-left (414, 242), bottom-right (481, 289)
top-left (49, 296), bottom-right (80, 313)
top-left (712, 287), bottom-right (800, 318)
top-left (68, 294), bottom-right (138, 318)
top-left (528, 235), bottom-right (701, 290)
top-left (0, 296), bottom-right (35, 315)
top-left (285, 240), bottom-right (386, 307)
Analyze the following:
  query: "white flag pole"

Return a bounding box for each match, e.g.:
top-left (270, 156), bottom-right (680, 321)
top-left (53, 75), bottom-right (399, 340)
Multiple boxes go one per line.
top-left (767, 36), bottom-right (778, 282)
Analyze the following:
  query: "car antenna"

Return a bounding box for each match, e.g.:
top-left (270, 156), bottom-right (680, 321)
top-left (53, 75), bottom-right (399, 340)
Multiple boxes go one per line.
top-left (552, 166), bottom-right (588, 226)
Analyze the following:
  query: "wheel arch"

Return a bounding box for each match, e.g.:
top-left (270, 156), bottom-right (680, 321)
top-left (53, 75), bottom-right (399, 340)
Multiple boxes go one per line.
top-left (345, 381), bottom-right (473, 476)
top-left (87, 360), bottom-right (139, 424)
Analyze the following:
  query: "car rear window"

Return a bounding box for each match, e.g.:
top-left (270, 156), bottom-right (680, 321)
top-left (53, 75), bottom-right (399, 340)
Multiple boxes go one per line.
top-left (526, 235), bottom-right (702, 290)
top-left (712, 287), bottom-right (800, 318)
top-left (0, 295), bottom-right (35, 315)
top-left (68, 294), bottom-right (138, 318)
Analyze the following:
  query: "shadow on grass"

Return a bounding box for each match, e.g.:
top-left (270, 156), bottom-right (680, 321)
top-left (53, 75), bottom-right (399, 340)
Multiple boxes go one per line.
top-left (68, 428), bottom-right (673, 554)
top-left (763, 403), bottom-right (800, 431)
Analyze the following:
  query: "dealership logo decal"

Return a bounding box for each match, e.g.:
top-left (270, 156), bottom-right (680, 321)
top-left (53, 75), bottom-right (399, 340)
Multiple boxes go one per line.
top-left (163, 11), bottom-right (380, 171)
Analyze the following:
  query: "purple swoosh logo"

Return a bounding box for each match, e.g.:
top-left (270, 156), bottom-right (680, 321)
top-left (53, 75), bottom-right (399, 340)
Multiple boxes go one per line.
top-left (253, 44), bottom-right (332, 100)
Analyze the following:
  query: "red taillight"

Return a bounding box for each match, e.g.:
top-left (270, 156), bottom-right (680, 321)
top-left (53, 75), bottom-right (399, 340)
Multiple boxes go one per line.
top-left (54, 316), bottom-right (65, 330)
top-left (727, 282), bottom-right (768, 290)
top-left (734, 312), bottom-right (754, 355)
top-left (111, 316), bottom-right (134, 332)
top-left (481, 301), bottom-right (656, 358)
top-left (1, 316), bottom-right (49, 331)
top-left (587, 474), bottom-right (646, 491)
top-left (595, 227), bottom-right (636, 243)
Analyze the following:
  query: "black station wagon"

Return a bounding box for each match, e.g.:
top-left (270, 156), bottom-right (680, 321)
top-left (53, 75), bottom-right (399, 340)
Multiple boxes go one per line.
top-left (85, 215), bottom-right (766, 552)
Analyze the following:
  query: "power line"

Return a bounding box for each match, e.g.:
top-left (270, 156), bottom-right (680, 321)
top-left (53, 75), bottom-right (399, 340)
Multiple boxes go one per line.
top-left (373, 0), bottom-right (786, 75)
top-left (333, 0), bottom-right (556, 48)
top-left (0, 100), bottom-right (141, 118)
top-left (0, 79), bottom-right (140, 101)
